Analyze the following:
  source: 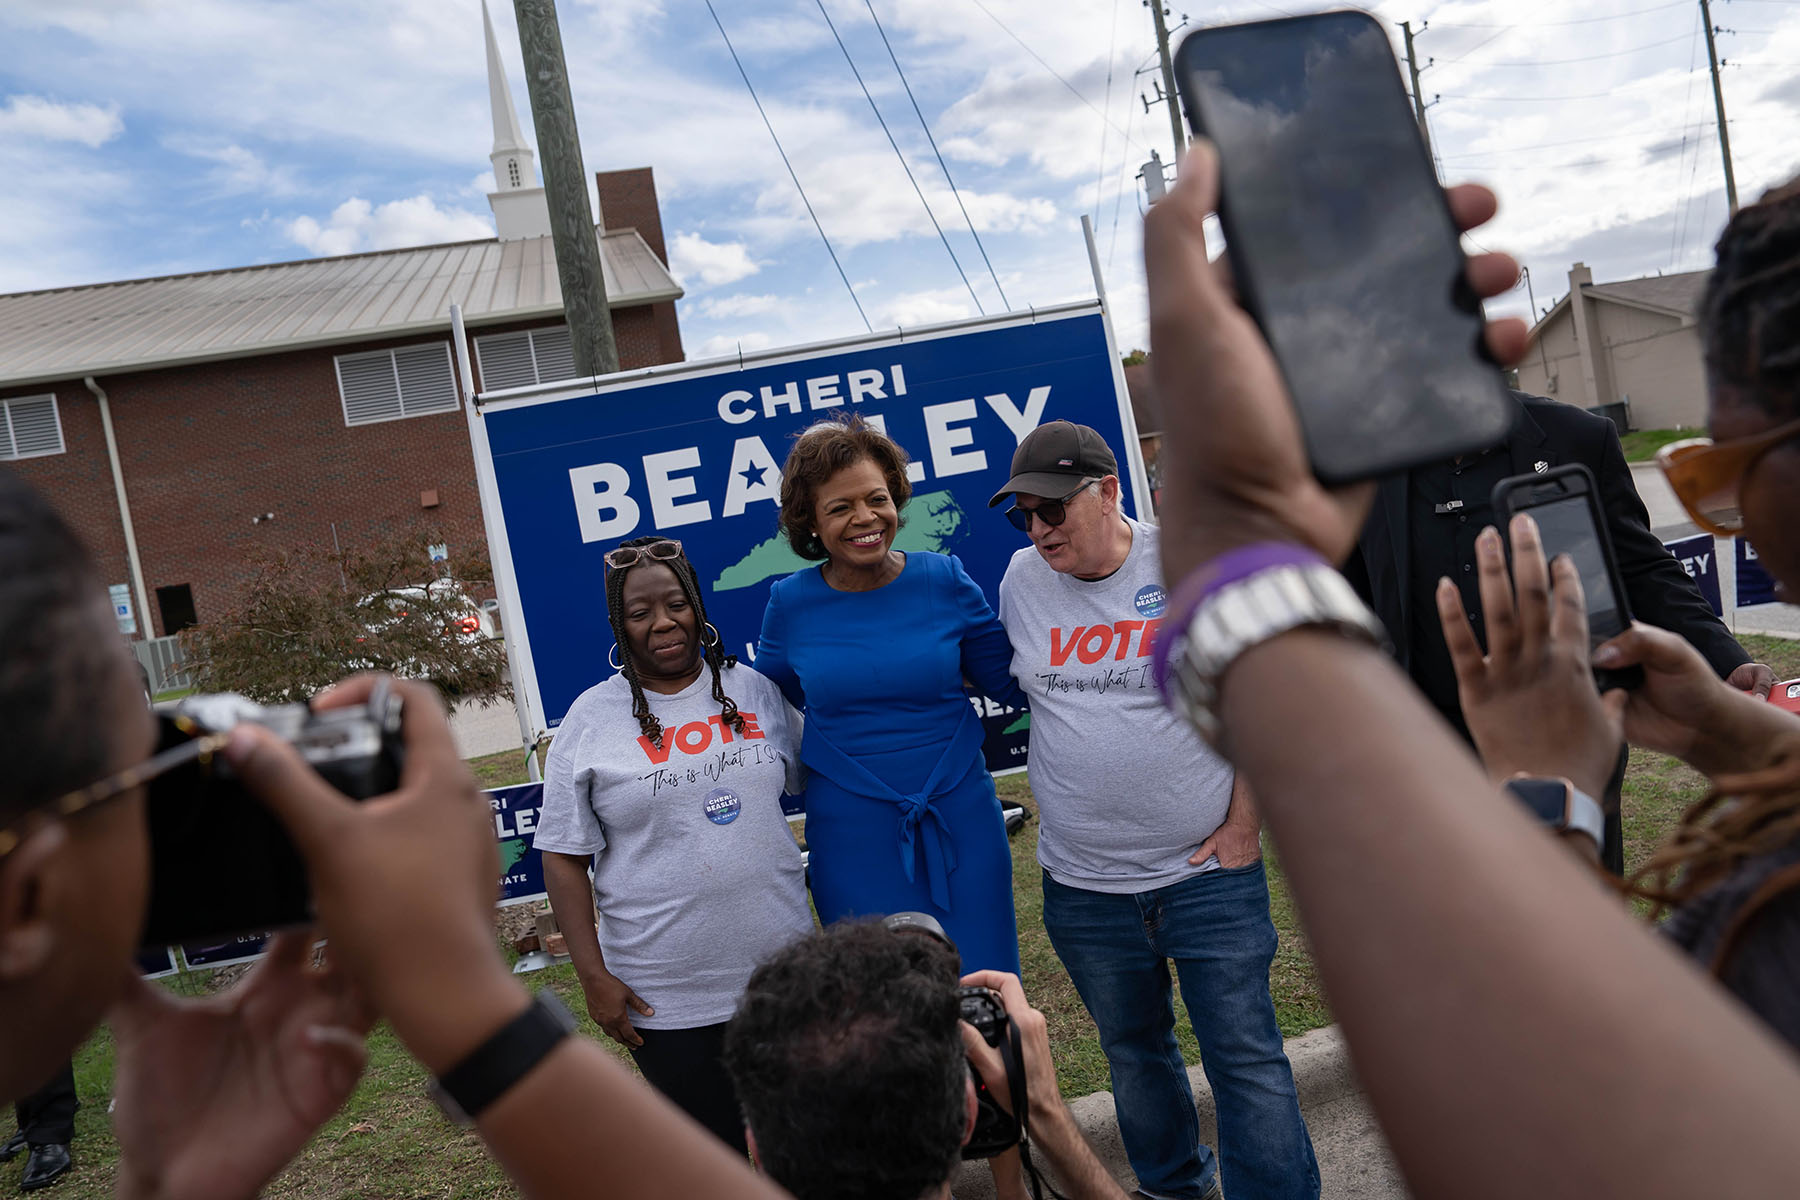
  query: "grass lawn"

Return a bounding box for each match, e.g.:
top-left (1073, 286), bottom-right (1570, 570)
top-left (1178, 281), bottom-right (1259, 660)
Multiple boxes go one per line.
top-left (1619, 428), bottom-right (1694, 462)
top-left (27, 632), bottom-right (1799, 1197)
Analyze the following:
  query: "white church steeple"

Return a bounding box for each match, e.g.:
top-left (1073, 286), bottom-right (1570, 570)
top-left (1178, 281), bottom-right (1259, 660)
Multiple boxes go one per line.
top-left (484, 0), bottom-right (551, 240)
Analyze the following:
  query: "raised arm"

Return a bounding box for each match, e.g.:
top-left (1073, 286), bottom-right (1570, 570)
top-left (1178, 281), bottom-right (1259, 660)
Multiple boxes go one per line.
top-left (231, 676), bottom-right (786, 1200)
top-left (951, 555), bottom-right (1027, 710)
top-left (1143, 143), bottom-right (1800, 1198)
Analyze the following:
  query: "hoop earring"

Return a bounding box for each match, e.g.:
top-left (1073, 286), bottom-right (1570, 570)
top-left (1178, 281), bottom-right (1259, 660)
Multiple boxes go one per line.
top-left (608, 643), bottom-right (624, 671)
top-left (702, 622), bottom-right (721, 648)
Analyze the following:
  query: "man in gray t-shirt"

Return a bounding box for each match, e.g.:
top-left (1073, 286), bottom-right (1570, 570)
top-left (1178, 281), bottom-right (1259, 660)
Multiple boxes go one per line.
top-left (991, 420), bottom-right (1318, 1200)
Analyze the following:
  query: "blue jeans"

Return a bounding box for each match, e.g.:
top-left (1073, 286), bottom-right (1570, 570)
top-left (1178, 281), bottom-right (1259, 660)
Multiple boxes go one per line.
top-left (1042, 864), bottom-right (1319, 1200)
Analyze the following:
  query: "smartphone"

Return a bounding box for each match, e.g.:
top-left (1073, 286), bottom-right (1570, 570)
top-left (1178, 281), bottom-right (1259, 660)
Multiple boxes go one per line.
top-left (1172, 10), bottom-right (1515, 483)
top-left (138, 686), bottom-right (404, 948)
top-left (1490, 464), bottom-right (1644, 691)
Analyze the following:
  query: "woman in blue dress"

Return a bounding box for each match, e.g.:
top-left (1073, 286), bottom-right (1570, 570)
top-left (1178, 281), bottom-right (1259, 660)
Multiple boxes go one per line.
top-left (755, 415), bottom-right (1027, 974)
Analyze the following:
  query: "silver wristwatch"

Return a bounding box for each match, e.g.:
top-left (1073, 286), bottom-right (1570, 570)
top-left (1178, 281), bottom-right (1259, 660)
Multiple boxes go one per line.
top-left (1168, 562), bottom-right (1387, 748)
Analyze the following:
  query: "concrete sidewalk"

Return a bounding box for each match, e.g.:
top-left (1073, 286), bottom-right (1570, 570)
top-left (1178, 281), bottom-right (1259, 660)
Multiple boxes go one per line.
top-left (952, 1025), bottom-right (1406, 1199)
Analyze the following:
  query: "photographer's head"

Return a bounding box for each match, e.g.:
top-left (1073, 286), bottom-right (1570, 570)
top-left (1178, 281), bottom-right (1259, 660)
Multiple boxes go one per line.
top-left (723, 921), bottom-right (975, 1200)
top-left (0, 470), bottom-right (155, 1099)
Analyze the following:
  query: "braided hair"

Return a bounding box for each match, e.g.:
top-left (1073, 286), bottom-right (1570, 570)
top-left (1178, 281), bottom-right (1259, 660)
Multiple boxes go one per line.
top-left (1699, 174), bottom-right (1800, 421)
top-left (603, 535), bottom-right (743, 750)
top-left (1625, 176), bottom-right (1800, 926)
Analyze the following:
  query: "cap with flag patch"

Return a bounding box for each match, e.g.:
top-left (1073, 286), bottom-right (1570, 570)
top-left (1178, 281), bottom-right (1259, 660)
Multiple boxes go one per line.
top-left (987, 420), bottom-right (1119, 506)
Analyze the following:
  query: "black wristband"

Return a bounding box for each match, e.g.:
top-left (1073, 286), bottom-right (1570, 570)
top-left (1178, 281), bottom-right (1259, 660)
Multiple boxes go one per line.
top-left (430, 989), bottom-right (575, 1125)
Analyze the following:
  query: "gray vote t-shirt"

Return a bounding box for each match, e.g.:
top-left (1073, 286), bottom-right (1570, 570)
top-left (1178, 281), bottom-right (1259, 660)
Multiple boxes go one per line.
top-left (534, 664), bottom-right (813, 1029)
top-left (998, 517), bottom-right (1236, 894)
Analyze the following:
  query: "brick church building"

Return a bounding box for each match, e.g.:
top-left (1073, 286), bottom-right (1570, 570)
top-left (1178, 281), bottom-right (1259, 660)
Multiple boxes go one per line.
top-left (0, 6), bottom-right (684, 643)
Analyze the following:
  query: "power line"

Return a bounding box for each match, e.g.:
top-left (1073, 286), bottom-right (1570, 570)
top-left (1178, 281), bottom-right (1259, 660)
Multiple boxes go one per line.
top-left (811, 0), bottom-right (983, 314)
top-left (1093, 0), bottom-right (1121, 226)
top-left (1436, 119), bottom-right (1718, 161)
top-left (863, 0), bottom-right (1009, 310)
top-left (1669, 4), bottom-right (1705, 268)
top-left (1453, 31), bottom-right (1695, 68)
top-left (964, 0), bottom-right (1151, 154)
top-left (1428, 0), bottom-right (1690, 28)
top-left (1441, 70), bottom-right (1700, 102)
top-left (703, 0), bottom-right (871, 332)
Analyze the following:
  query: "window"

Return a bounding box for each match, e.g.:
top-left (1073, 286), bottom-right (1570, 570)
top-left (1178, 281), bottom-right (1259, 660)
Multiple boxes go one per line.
top-left (474, 325), bottom-right (577, 391)
top-left (507, 158), bottom-right (521, 187)
top-left (334, 343), bottom-right (459, 427)
top-left (0, 394), bottom-right (65, 460)
top-left (156, 584), bottom-right (197, 636)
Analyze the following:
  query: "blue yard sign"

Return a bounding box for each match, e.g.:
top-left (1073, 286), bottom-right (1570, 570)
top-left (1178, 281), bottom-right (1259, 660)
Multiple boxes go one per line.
top-left (491, 783), bottom-right (549, 906)
top-left (1736, 537), bottom-right (1778, 609)
top-left (467, 302), bottom-right (1144, 774)
top-left (1663, 533), bottom-right (1723, 617)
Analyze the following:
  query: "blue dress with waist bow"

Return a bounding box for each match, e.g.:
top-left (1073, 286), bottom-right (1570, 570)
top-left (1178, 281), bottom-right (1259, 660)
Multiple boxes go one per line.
top-left (755, 552), bottom-right (1025, 974)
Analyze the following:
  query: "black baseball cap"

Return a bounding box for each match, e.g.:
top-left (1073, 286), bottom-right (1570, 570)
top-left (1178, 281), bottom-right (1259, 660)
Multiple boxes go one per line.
top-left (987, 420), bottom-right (1119, 507)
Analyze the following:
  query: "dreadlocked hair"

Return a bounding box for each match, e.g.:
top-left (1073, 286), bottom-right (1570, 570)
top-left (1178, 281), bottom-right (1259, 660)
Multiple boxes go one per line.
top-left (1699, 174), bottom-right (1800, 421)
top-left (603, 535), bottom-right (743, 750)
top-left (1625, 751), bottom-right (1800, 922)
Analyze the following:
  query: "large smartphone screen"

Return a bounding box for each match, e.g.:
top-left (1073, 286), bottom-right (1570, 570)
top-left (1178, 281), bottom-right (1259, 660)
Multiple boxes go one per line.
top-left (1525, 495), bottom-right (1627, 641)
top-left (1176, 12), bottom-right (1513, 481)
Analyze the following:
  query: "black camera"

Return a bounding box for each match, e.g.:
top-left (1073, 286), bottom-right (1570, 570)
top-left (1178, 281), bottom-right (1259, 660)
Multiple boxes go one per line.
top-left (883, 912), bottom-right (1027, 1160)
top-left (139, 680), bottom-right (405, 948)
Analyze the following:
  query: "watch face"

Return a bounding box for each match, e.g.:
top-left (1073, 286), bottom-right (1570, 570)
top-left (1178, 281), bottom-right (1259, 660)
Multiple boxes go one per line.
top-left (1506, 778), bottom-right (1571, 828)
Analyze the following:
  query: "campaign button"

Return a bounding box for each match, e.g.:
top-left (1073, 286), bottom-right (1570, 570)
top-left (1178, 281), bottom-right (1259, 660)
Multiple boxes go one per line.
top-left (1133, 584), bottom-right (1165, 619)
top-left (703, 786), bottom-right (741, 825)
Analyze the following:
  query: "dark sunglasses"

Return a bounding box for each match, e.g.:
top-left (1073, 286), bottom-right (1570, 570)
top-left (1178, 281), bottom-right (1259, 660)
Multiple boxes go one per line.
top-left (603, 539), bottom-right (684, 570)
top-left (1004, 481), bottom-right (1097, 534)
top-left (0, 716), bottom-right (228, 861)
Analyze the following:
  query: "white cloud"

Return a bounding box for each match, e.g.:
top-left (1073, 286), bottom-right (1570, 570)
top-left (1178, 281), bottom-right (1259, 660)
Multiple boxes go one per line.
top-left (698, 292), bottom-right (781, 319)
top-left (874, 286), bottom-right (977, 329)
top-left (695, 330), bottom-right (773, 360)
top-left (669, 232), bottom-right (760, 287)
top-left (168, 139), bottom-right (301, 196)
top-left (285, 195), bottom-right (494, 256)
top-left (0, 94), bottom-right (122, 146)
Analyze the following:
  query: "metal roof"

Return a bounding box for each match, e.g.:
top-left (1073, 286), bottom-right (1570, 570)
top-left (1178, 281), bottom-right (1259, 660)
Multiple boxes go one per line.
top-left (1587, 270), bottom-right (1709, 318)
top-left (0, 228), bottom-right (681, 388)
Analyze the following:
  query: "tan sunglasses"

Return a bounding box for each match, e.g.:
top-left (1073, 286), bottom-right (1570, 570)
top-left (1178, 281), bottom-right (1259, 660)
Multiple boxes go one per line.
top-left (0, 717), bottom-right (228, 860)
top-left (1656, 416), bottom-right (1800, 537)
top-left (602, 539), bottom-right (683, 571)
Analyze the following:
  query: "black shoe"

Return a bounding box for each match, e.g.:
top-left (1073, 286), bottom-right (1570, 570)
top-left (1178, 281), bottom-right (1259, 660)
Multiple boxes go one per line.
top-left (20, 1144), bottom-right (70, 1192)
top-left (0, 1132), bottom-right (23, 1164)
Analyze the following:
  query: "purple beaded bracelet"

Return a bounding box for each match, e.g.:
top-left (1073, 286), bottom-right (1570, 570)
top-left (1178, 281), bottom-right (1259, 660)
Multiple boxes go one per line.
top-left (1150, 542), bottom-right (1328, 703)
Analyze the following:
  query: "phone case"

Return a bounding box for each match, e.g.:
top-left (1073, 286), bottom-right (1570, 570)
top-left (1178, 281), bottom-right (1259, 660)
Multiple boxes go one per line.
top-left (1173, 11), bottom-right (1515, 484)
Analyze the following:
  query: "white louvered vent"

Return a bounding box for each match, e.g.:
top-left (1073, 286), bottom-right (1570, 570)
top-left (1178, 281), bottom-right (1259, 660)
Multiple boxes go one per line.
top-left (335, 343), bottom-right (458, 427)
top-left (529, 326), bottom-right (576, 382)
top-left (0, 394), bottom-right (65, 460)
top-left (475, 325), bottom-right (577, 391)
top-left (474, 331), bottom-right (539, 391)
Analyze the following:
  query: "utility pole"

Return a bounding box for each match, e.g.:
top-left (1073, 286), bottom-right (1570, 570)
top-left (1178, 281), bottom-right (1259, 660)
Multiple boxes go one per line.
top-left (1699, 0), bottom-right (1739, 214)
top-left (512, 0), bottom-right (618, 378)
top-left (1147, 2), bottom-right (1186, 158)
top-left (1399, 21), bottom-right (1434, 162)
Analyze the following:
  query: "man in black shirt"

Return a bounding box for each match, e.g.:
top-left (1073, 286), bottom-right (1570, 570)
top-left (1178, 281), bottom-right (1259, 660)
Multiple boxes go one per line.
top-left (1347, 392), bottom-right (1774, 869)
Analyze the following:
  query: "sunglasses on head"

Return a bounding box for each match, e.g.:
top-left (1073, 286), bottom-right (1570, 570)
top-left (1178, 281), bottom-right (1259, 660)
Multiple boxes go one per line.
top-left (1656, 416), bottom-right (1800, 538)
top-left (603, 539), bottom-right (684, 571)
top-left (1004, 481), bottom-right (1097, 534)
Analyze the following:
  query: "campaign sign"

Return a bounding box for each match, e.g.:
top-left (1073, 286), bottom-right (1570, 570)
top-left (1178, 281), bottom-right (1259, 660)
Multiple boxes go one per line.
top-left (181, 934), bottom-right (270, 970)
top-left (1663, 533), bottom-right (1723, 617)
top-left (1737, 537), bottom-right (1779, 608)
top-left (470, 303), bottom-right (1143, 774)
top-left (491, 783), bottom-right (549, 906)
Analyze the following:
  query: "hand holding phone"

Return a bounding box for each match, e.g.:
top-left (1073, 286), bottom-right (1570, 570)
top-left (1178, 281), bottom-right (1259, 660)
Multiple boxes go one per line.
top-left (1174, 10), bottom-right (1514, 483)
top-left (1434, 515), bottom-right (1629, 802)
top-left (1490, 464), bottom-right (1644, 692)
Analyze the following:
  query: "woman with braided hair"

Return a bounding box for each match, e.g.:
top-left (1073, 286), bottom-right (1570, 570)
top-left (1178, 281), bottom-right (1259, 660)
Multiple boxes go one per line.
top-left (1434, 175), bottom-right (1800, 1048)
top-left (534, 535), bottom-right (810, 1153)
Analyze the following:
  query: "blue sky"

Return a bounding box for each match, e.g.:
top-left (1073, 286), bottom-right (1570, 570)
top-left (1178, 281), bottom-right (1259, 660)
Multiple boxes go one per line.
top-left (1, 0), bottom-right (1797, 360)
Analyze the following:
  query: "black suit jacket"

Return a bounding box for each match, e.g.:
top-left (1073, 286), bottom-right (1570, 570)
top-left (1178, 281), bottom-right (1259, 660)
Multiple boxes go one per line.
top-left (1348, 392), bottom-right (1749, 683)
